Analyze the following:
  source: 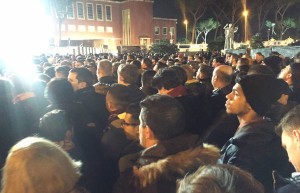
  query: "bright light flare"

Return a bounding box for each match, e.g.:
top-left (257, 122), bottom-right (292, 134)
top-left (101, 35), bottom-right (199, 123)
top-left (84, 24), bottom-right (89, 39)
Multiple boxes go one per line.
top-left (0, 0), bottom-right (54, 79)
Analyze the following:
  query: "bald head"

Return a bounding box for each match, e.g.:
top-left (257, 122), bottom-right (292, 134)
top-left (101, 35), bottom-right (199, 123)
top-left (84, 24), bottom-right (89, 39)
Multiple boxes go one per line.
top-left (97, 59), bottom-right (112, 79)
top-left (212, 65), bottom-right (233, 89)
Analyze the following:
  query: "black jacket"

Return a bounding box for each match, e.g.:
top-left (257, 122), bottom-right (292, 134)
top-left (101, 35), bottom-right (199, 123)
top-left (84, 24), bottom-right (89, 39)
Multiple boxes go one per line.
top-left (273, 171), bottom-right (300, 193)
top-left (218, 119), bottom-right (294, 193)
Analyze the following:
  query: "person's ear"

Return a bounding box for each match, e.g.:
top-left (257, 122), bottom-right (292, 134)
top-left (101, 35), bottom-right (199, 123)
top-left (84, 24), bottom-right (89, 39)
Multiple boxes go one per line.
top-left (292, 130), bottom-right (300, 147)
top-left (145, 126), bottom-right (156, 140)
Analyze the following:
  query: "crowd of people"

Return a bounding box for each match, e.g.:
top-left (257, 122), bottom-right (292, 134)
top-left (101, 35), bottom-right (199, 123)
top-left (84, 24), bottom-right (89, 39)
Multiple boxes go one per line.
top-left (1, 49), bottom-right (300, 193)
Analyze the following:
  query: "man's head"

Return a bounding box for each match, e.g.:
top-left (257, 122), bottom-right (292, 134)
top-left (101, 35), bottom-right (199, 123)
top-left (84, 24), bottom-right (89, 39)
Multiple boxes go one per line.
top-left (212, 56), bottom-right (225, 67)
top-left (68, 68), bottom-right (93, 91)
top-left (141, 58), bottom-right (153, 70)
top-left (117, 64), bottom-right (139, 86)
top-left (106, 83), bottom-right (130, 114)
top-left (55, 66), bottom-right (71, 79)
top-left (196, 64), bottom-right (214, 81)
top-left (277, 106), bottom-right (300, 172)
top-left (178, 164), bottom-right (264, 193)
top-left (211, 65), bottom-right (233, 90)
top-left (121, 104), bottom-right (140, 141)
top-left (152, 68), bottom-right (181, 94)
top-left (226, 74), bottom-right (282, 117)
top-left (39, 110), bottom-right (73, 143)
top-left (97, 59), bottom-right (113, 79)
top-left (139, 94), bottom-right (185, 148)
top-left (254, 52), bottom-right (264, 63)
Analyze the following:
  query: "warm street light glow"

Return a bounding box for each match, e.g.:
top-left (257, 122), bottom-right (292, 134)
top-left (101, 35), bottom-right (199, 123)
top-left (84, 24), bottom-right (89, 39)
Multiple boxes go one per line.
top-left (243, 10), bottom-right (248, 42)
top-left (243, 10), bottom-right (248, 17)
top-left (184, 20), bottom-right (188, 42)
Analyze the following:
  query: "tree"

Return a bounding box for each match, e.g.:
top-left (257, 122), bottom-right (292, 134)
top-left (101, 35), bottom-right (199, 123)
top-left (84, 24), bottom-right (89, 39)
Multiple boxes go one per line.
top-left (251, 0), bottom-right (273, 34)
top-left (195, 18), bottom-right (220, 44)
top-left (150, 40), bottom-right (178, 55)
top-left (251, 33), bottom-right (265, 49)
top-left (274, 0), bottom-right (300, 39)
top-left (177, 0), bottom-right (211, 43)
top-left (210, 0), bottom-right (228, 39)
top-left (281, 17), bottom-right (297, 38)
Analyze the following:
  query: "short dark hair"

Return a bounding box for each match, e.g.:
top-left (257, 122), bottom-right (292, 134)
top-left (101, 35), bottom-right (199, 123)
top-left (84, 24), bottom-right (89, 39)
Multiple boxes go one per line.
top-left (39, 110), bottom-right (72, 141)
top-left (118, 64), bottom-right (139, 85)
top-left (152, 68), bottom-right (180, 90)
top-left (142, 58), bottom-right (153, 69)
top-left (170, 65), bottom-right (188, 85)
top-left (107, 83), bottom-right (131, 110)
top-left (247, 64), bottom-right (275, 76)
top-left (140, 94), bottom-right (185, 140)
top-left (141, 70), bottom-right (156, 87)
top-left (178, 164), bottom-right (264, 193)
top-left (45, 78), bottom-right (74, 104)
top-left (276, 105), bottom-right (300, 136)
top-left (55, 66), bottom-right (71, 78)
top-left (70, 67), bottom-right (93, 86)
top-left (125, 103), bottom-right (141, 122)
top-left (131, 60), bottom-right (141, 69)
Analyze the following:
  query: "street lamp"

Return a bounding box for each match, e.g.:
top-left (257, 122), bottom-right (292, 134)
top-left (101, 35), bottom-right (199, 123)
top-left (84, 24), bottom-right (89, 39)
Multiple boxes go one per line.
top-left (243, 10), bottom-right (248, 43)
top-left (184, 19), bottom-right (188, 42)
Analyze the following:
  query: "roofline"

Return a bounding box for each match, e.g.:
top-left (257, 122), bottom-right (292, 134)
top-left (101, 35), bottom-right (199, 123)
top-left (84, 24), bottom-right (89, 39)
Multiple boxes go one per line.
top-left (153, 17), bottom-right (177, 21)
top-left (94, 0), bottom-right (154, 3)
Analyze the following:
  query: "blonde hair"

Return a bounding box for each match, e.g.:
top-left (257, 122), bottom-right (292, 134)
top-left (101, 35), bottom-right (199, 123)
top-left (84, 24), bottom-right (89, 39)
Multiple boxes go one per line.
top-left (1, 137), bottom-right (81, 193)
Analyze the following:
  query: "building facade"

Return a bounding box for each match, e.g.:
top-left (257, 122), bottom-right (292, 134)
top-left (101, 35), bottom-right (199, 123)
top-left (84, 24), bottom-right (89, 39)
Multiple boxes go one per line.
top-left (51, 0), bottom-right (177, 52)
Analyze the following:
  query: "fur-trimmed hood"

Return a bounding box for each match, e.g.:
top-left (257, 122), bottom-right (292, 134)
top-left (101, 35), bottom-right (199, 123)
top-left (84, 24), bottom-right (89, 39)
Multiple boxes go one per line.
top-left (132, 143), bottom-right (220, 188)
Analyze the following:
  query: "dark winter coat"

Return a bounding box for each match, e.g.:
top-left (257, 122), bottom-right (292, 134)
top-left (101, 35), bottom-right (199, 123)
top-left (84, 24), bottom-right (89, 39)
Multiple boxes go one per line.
top-left (273, 171), bottom-right (300, 193)
top-left (218, 119), bottom-right (294, 193)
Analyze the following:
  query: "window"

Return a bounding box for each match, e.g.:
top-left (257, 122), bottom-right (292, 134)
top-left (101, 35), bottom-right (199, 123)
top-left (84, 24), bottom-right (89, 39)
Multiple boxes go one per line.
top-left (154, 39), bottom-right (160, 44)
top-left (105, 5), bottom-right (112, 21)
top-left (96, 4), bottom-right (103, 20)
top-left (170, 27), bottom-right (175, 35)
top-left (68, 25), bottom-right (76, 32)
top-left (106, 27), bottom-right (113, 33)
top-left (154, 27), bottom-right (160, 35)
top-left (87, 3), bottom-right (94, 20)
top-left (67, 3), bottom-right (74, 19)
top-left (98, 26), bottom-right (105, 33)
top-left (162, 27), bottom-right (167, 35)
top-left (78, 25), bottom-right (86, 32)
top-left (77, 2), bottom-right (85, 19)
top-left (88, 26), bottom-right (96, 32)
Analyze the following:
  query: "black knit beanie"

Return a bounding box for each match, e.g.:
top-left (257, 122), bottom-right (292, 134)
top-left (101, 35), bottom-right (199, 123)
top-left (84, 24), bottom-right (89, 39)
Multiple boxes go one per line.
top-left (237, 74), bottom-right (282, 116)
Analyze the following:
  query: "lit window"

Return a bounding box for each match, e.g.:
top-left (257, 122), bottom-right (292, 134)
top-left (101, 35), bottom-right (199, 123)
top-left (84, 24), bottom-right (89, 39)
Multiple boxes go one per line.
top-left (78, 25), bottom-right (86, 32)
top-left (96, 4), bottom-right (103, 20)
top-left (98, 26), bottom-right (105, 33)
top-left (88, 26), bottom-right (95, 32)
top-left (106, 27), bottom-right (113, 33)
top-left (162, 27), bottom-right (167, 35)
top-left (68, 25), bottom-right (76, 32)
top-left (87, 3), bottom-right (94, 20)
top-left (105, 5), bottom-right (112, 21)
top-left (154, 27), bottom-right (160, 35)
top-left (77, 2), bottom-right (85, 19)
top-left (170, 27), bottom-right (175, 35)
top-left (67, 3), bottom-right (74, 19)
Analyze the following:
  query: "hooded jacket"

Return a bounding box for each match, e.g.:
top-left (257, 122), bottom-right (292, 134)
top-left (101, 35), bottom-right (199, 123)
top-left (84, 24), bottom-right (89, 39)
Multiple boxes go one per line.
top-left (113, 133), bottom-right (220, 193)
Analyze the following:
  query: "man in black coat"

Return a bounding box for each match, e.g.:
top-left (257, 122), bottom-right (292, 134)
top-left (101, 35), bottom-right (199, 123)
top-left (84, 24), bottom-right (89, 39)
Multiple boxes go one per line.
top-left (68, 68), bottom-right (109, 141)
top-left (218, 74), bottom-right (294, 193)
